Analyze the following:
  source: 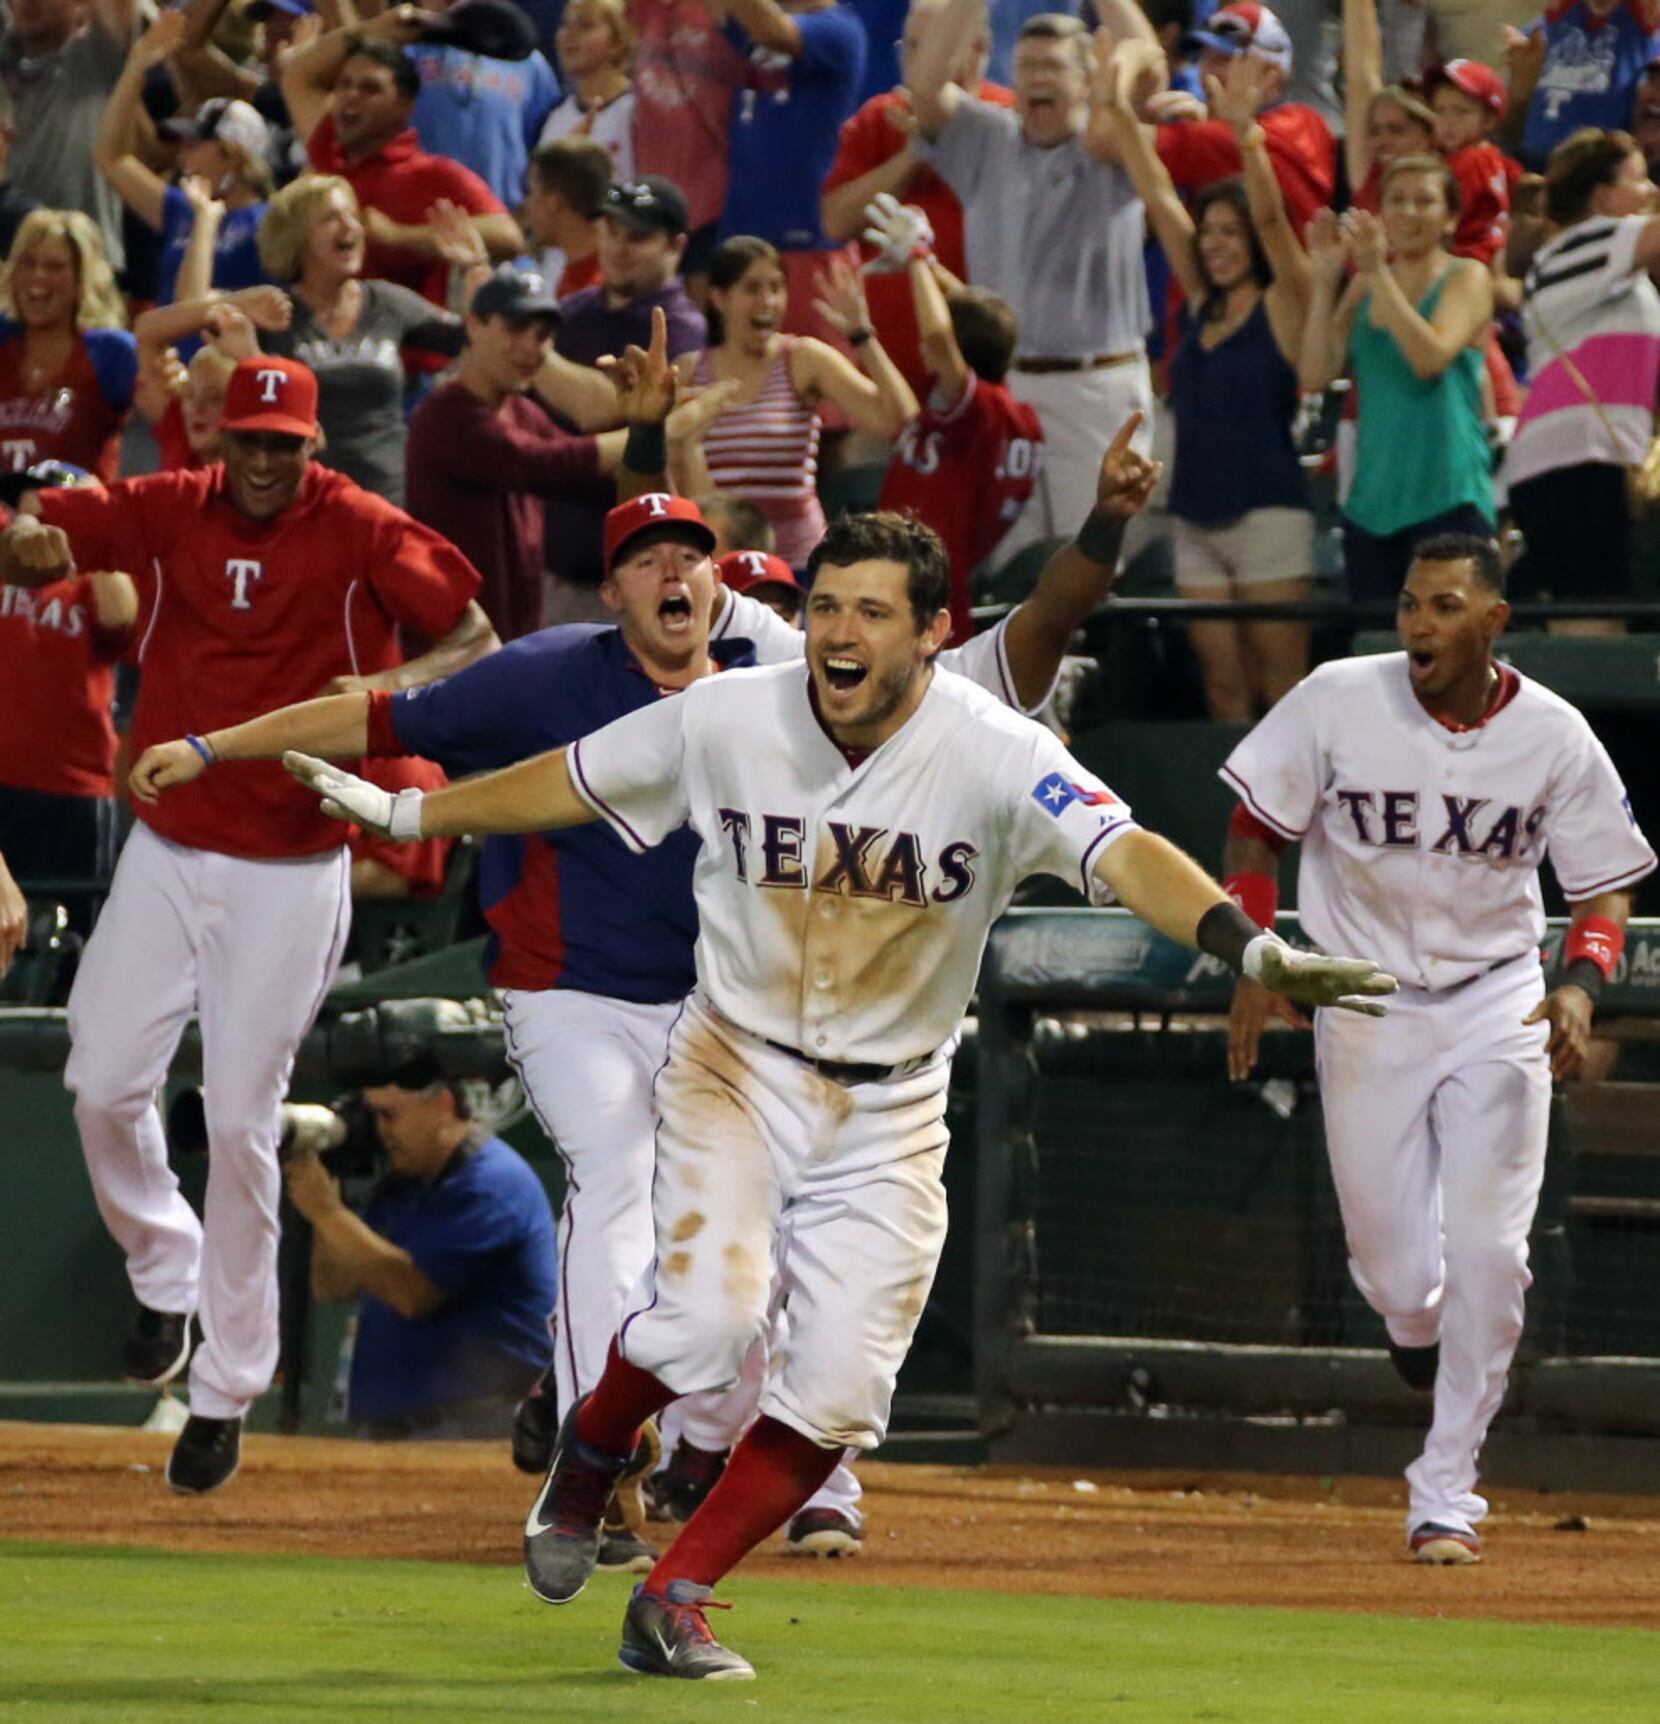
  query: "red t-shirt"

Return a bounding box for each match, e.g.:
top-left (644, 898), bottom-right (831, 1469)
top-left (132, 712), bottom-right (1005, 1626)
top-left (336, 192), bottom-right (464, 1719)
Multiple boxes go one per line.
top-left (628, 0), bottom-right (746, 231)
top-left (153, 398), bottom-right (208, 473)
top-left (1156, 104), bottom-right (1337, 236)
top-left (37, 465), bottom-right (481, 859)
top-left (304, 116), bottom-right (507, 310)
top-left (822, 82), bottom-right (1015, 394)
top-left (878, 371), bottom-right (1043, 644)
top-left (556, 252), bottom-right (603, 298)
top-left (1447, 141), bottom-right (1521, 264)
top-left (0, 331), bottom-right (134, 485)
top-left (348, 753), bottom-right (454, 894)
top-left (0, 573), bottom-right (126, 797)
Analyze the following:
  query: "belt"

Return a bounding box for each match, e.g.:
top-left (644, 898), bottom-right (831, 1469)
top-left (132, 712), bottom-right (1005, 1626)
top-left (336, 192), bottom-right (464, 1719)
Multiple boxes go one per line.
top-left (1012, 349), bottom-right (1143, 375)
top-left (764, 1039), bottom-right (900, 1086)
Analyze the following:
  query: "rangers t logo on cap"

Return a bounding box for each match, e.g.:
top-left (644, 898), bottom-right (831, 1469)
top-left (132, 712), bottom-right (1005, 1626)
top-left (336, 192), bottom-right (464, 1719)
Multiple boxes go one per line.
top-left (604, 493), bottom-right (718, 575)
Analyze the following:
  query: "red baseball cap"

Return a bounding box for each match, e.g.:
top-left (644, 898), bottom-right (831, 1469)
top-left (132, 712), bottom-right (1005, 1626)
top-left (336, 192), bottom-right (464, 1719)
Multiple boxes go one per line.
top-left (604, 493), bottom-right (717, 575)
top-left (718, 549), bottom-right (800, 595)
top-left (1185, 2), bottom-right (1292, 72)
top-left (1430, 59), bottom-right (1507, 118)
top-left (221, 356), bottom-right (320, 438)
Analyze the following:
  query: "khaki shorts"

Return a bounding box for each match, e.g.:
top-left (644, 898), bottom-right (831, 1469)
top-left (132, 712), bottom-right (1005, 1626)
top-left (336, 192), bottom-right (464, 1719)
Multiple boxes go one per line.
top-left (1171, 507), bottom-right (1316, 593)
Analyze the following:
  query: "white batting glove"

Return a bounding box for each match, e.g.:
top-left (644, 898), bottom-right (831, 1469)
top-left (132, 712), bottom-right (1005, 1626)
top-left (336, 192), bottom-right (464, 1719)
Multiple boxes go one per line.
top-left (283, 751), bottom-right (425, 841)
top-left (1244, 934), bottom-right (1397, 1016)
top-left (860, 192), bottom-right (934, 273)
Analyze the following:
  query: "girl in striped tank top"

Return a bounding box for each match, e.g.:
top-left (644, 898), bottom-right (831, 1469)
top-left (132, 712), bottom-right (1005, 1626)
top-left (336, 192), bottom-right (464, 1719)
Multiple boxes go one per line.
top-left (680, 237), bottom-right (917, 570)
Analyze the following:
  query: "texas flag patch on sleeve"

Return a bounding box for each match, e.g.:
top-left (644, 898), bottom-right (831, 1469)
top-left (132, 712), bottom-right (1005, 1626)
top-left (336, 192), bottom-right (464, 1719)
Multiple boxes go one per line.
top-left (1032, 772), bottom-right (1119, 817)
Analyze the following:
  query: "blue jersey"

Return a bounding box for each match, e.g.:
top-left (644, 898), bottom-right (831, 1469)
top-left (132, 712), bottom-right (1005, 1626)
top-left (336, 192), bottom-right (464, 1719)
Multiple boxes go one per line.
top-left (381, 622), bottom-right (755, 1000)
top-left (159, 185), bottom-right (268, 309)
top-left (350, 1135), bottom-right (557, 1424)
top-left (410, 44), bottom-right (561, 205)
top-left (1522, 0), bottom-right (1660, 167)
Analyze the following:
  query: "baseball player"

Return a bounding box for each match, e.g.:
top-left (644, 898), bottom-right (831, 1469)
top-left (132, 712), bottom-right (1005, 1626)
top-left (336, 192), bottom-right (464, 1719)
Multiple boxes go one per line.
top-left (282, 510), bottom-right (1394, 1680)
top-left (0, 355), bottom-right (495, 1495)
top-left (1221, 533), bottom-right (1655, 1566)
top-left (129, 414), bottom-right (1165, 1565)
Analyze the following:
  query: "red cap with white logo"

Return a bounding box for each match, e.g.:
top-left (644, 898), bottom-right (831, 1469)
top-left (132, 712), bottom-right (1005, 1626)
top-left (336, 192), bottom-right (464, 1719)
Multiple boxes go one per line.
top-left (718, 549), bottom-right (800, 595)
top-left (221, 356), bottom-right (320, 438)
top-left (603, 493), bottom-right (718, 575)
top-left (1430, 58), bottom-right (1508, 118)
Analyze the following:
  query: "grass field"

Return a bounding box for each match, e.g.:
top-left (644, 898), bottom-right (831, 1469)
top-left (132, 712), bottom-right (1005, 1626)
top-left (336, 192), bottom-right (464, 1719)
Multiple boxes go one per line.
top-left (4, 1541), bottom-right (1657, 1724)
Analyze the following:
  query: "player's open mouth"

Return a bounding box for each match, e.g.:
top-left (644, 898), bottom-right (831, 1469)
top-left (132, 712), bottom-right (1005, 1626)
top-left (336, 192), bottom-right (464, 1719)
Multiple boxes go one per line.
top-left (1408, 649), bottom-right (1436, 677)
top-left (658, 594), bottom-right (693, 630)
top-left (823, 656), bottom-right (868, 692)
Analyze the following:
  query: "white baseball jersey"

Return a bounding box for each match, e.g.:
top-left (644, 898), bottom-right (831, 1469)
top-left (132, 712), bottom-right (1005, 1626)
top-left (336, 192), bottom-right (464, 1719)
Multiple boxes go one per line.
top-left (569, 660), bottom-right (1136, 1064)
top-left (714, 586), bottom-right (1056, 713)
top-left (1222, 654), bottom-right (1656, 992)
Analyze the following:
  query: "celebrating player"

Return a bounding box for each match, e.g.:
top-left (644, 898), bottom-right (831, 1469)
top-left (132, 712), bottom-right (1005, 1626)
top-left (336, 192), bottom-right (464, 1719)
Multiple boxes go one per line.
top-left (1220, 533), bottom-right (1655, 1567)
top-left (128, 414), bottom-right (1164, 1565)
top-left (0, 355), bottom-right (496, 1495)
top-left (280, 511), bottom-right (1395, 1681)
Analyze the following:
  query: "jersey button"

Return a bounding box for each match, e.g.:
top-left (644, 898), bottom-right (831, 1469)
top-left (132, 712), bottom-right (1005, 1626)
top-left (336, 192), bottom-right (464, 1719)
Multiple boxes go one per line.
top-left (813, 971), bottom-right (832, 990)
top-left (815, 1034), bottom-right (827, 1048)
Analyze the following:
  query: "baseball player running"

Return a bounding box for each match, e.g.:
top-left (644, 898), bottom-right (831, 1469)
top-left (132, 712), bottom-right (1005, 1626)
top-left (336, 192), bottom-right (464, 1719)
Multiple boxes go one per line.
top-left (282, 510), bottom-right (1394, 1680)
top-left (1221, 533), bottom-right (1655, 1566)
top-left (130, 414), bottom-right (1164, 1565)
top-left (0, 356), bottom-right (495, 1495)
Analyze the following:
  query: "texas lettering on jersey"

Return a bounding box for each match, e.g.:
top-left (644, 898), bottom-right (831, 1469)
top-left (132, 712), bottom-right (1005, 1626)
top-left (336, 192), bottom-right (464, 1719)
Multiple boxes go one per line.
top-left (718, 810), bottom-right (979, 906)
top-left (1333, 790), bottom-right (1547, 861)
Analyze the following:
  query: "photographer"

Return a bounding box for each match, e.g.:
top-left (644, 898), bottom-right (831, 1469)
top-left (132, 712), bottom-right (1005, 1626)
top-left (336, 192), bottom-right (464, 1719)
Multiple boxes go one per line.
top-left (283, 1060), bottom-right (557, 1440)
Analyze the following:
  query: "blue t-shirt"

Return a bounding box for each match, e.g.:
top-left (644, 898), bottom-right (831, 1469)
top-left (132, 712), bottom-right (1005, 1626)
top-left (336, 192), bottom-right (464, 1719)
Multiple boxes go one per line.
top-left (385, 623), bottom-right (756, 1001)
top-left (1522, 1), bottom-right (1660, 167)
top-left (349, 1136), bottom-right (558, 1424)
top-left (410, 44), bottom-right (561, 206)
top-left (721, 7), bottom-right (866, 249)
top-left (159, 185), bottom-right (269, 307)
top-left (846, 0), bottom-right (903, 102)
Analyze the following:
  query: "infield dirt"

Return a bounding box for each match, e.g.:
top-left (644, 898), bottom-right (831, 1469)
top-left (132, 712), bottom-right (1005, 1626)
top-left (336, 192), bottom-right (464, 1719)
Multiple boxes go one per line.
top-left (2, 1422), bottom-right (1656, 1630)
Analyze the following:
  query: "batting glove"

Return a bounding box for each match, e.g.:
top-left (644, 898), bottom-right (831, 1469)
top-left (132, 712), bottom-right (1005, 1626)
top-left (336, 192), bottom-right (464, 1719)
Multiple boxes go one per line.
top-left (861, 192), bottom-right (934, 273)
top-left (283, 751), bottom-right (425, 841)
top-left (1244, 934), bottom-right (1397, 1016)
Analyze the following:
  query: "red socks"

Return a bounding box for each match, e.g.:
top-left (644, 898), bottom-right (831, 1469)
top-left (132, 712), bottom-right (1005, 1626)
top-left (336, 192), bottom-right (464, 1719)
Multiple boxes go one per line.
top-left (574, 1339), bottom-right (674, 1458)
top-left (646, 1415), bottom-right (841, 1592)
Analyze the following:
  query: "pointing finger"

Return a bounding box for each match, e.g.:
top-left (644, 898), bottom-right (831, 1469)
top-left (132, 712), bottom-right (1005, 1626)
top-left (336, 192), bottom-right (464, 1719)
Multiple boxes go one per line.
top-left (1105, 411), bottom-right (1143, 459)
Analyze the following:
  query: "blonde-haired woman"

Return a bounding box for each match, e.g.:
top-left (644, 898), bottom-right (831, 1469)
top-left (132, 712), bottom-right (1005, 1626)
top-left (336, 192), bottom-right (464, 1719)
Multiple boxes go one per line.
top-left (540, 0), bottom-right (638, 181)
top-left (0, 211), bottom-right (136, 485)
top-left (94, 13), bottom-right (273, 305)
top-left (257, 175), bottom-right (466, 504)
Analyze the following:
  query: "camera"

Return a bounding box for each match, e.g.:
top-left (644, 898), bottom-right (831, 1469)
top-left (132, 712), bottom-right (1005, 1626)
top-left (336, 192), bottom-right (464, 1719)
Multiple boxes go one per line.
top-left (166, 1088), bottom-right (384, 1182)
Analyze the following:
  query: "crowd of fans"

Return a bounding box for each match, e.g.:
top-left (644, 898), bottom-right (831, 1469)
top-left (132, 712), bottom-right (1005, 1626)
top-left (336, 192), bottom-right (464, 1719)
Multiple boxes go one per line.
top-left (4, 0), bottom-right (1660, 957)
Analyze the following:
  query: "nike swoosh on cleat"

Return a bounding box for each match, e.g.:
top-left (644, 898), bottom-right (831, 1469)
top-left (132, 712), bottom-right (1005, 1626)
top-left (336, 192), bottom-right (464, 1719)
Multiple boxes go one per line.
top-left (524, 1473), bottom-right (560, 1537)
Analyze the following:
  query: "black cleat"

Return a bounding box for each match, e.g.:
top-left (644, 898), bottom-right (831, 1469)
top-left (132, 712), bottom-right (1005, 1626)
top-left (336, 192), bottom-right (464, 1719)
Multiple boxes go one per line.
top-left (619, 1580), bottom-right (755, 1681)
top-left (523, 1399), bottom-right (633, 1604)
top-left (166, 1415), bottom-right (241, 1495)
top-left (1388, 1340), bottom-right (1440, 1393)
top-left (786, 1506), bottom-right (863, 1557)
top-left (123, 1305), bottom-right (192, 1388)
top-left (510, 1369), bottom-right (560, 1476)
top-left (645, 1440), bottom-right (729, 1523)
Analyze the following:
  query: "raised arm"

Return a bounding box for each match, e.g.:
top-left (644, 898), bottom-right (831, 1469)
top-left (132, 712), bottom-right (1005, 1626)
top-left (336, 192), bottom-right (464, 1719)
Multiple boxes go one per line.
top-left (724, 0), bottom-right (803, 56)
top-left (1341, 0), bottom-right (1385, 194)
top-left (94, 14), bottom-right (188, 232)
top-left (908, 0), bottom-right (978, 138)
top-left (999, 413), bottom-right (1160, 708)
top-left (1297, 209), bottom-right (1363, 391)
top-left (286, 745), bottom-right (599, 839)
top-left (794, 258), bottom-right (919, 437)
top-left (906, 244), bottom-right (970, 406)
top-left (1350, 217), bottom-right (1492, 379)
top-left (1097, 42), bottom-right (1204, 302)
top-left (822, 115), bottom-right (923, 244)
top-left (281, 4), bottom-right (426, 144)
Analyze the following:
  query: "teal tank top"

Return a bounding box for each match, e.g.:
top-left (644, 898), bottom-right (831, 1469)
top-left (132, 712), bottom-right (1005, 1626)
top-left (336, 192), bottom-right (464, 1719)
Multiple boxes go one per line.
top-left (1343, 267), bottom-right (1494, 537)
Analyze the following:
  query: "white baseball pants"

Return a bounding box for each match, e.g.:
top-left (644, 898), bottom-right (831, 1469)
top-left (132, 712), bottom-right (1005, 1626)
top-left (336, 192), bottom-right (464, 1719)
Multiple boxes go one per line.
top-left (504, 985), bottom-right (864, 1517)
top-left (65, 824), bottom-right (351, 1420)
top-left (1315, 955), bottom-right (1552, 1537)
top-left (619, 994), bottom-right (952, 1453)
top-left (1001, 358), bottom-right (1155, 562)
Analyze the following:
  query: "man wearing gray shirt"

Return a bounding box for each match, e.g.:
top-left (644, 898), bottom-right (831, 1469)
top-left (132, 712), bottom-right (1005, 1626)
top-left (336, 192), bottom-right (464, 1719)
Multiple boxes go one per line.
top-left (911, 0), bottom-right (1155, 558)
top-left (1, 0), bottom-right (133, 274)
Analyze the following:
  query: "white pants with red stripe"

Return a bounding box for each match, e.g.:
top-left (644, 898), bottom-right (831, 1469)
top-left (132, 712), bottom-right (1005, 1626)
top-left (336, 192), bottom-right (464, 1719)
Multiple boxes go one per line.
top-left (503, 985), bottom-right (863, 1519)
top-left (1315, 955), bottom-right (1552, 1539)
top-left (65, 824), bottom-right (351, 1420)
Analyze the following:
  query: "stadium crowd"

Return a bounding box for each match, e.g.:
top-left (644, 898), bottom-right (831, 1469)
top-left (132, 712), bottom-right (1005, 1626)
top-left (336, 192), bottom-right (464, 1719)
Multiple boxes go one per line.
top-left (0, 0), bottom-right (1658, 1456)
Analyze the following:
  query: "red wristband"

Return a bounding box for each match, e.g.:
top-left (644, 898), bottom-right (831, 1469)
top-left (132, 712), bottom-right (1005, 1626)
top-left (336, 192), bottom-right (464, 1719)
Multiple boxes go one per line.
top-left (1222, 871), bottom-right (1278, 931)
top-left (1563, 915), bottom-right (1624, 982)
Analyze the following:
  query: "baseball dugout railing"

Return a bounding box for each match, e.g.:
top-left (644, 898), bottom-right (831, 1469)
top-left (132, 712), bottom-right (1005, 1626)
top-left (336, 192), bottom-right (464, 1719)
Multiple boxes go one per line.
top-left (973, 910), bottom-right (1660, 1473)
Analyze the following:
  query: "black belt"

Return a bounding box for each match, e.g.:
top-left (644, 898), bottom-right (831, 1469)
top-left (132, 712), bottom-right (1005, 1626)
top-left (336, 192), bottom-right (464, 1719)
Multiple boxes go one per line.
top-left (764, 1038), bottom-right (900, 1086)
